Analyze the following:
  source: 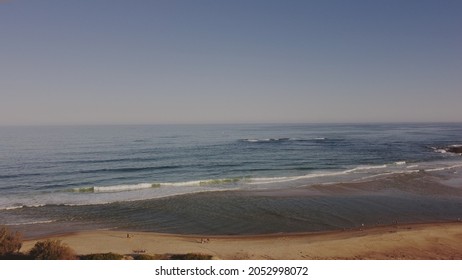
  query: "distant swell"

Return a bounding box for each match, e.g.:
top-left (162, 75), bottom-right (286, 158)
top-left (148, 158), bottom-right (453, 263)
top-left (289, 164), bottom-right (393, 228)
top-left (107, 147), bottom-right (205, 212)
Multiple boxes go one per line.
top-left (78, 165), bottom-right (182, 174)
top-left (56, 157), bottom-right (160, 165)
top-left (0, 173), bottom-right (42, 179)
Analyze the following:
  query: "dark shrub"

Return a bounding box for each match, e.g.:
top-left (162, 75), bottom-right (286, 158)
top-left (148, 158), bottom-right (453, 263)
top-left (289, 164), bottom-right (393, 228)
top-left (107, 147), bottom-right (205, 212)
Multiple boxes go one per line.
top-left (29, 240), bottom-right (77, 260)
top-left (170, 253), bottom-right (213, 260)
top-left (0, 226), bottom-right (23, 256)
top-left (79, 252), bottom-right (124, 260)
top-left (0, 252), bottom-right (32, 260)
top-left (132, 254), bottom-right (165, 260)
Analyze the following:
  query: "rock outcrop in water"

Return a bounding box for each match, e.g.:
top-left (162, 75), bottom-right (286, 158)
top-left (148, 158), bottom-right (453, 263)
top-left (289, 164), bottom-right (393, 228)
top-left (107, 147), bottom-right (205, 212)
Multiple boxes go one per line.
top-left (433, 145), bottom-right (462, 155)
top-left (447, 146), bottom-right (462, 154)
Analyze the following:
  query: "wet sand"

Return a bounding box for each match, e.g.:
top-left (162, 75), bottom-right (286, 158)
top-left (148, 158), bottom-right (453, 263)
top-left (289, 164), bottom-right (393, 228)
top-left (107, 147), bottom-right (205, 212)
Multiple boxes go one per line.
top-left (21, 222), bottom-right (462, 259)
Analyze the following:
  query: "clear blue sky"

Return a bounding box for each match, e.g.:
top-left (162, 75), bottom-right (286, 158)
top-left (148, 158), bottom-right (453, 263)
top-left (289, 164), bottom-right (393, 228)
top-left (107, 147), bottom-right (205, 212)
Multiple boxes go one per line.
top-left (1, 0), bottom-right (461, 125)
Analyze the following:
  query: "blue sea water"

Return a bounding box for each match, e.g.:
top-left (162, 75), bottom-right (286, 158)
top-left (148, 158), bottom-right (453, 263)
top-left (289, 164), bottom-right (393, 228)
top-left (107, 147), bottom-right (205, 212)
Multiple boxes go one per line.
top-left (1, 123), bottom-right (462, 237)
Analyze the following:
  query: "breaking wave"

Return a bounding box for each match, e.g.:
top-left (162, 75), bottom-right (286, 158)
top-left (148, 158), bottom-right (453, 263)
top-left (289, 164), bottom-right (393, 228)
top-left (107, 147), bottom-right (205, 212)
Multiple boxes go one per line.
top-left (2, 160), bottom-right (462, 210)
top-left (71, 178), bottom-right (243, 193)
top-left (5, 220), bottom-right (56, 226)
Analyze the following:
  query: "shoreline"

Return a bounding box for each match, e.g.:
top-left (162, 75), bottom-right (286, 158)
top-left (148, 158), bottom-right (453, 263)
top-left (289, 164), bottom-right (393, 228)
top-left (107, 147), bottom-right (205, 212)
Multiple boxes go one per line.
top-left (21, 221), bottom-right (462, 259)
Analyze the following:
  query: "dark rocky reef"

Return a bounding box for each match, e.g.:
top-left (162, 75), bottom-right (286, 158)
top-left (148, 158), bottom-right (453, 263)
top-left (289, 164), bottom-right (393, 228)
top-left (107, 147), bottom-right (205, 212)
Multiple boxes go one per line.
top-left (447, 146), bottom-right (462, 154)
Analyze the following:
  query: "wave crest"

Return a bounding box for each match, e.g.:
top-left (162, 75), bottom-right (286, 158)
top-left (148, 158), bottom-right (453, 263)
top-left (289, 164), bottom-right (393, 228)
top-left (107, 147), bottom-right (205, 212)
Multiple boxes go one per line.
top-left (71, 178), bottom-right (242, 193)
top-left (73, 183), bottom-right (158, 193)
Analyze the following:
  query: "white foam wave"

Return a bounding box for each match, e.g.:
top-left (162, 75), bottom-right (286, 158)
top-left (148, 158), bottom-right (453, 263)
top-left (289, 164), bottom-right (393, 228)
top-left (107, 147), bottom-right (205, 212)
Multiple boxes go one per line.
top-left (425, 167), bottom-right (447, 172)
top-left (4, 205), bottom-right (24, 210)
top-left (5, 220), bottom-right (55, 226)
top-left (1, 204), bottom-right (47, 211)
top-left (242, 137), bottom-right (327, 143)
top-left (242, 162), bottom-right (421, 186)
top-left (425, 163), bottom-right (462, 172)
top-left (160, 180), bottom-right (205, 187)
top-left (242, 138), bottom-right (290, 143)
top-left (248, 170), bottom-right (349, 185)
top-left (357, 169), bottom-right (422, 181)
top-left (3, 160), bottom-right (462, 210)
top-left (248, 176), bottom-right (295, 184)
top-left (347, 165), bottom-right (388, 172)
top-left (161, 178), bottom-right (240, 187)
top-left (69, 163), bottom-right (414, 194)
top-left (0, 204), bottom-right (55, 211)
top-left (93, 183), bottom-right (154, 193)
top-left (72, 178), bottom-right (242, 194)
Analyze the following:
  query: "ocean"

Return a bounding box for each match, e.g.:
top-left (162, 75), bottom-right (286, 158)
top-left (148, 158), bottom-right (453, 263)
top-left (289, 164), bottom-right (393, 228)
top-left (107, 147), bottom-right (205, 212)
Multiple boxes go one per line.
top-left (1, 123), bottom-right (462, 238)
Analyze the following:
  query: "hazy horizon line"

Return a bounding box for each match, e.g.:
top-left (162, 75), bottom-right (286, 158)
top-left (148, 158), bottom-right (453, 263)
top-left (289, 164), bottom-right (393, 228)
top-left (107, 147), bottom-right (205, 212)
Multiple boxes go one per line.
top-left (1, 121), bottom-right (461, 128)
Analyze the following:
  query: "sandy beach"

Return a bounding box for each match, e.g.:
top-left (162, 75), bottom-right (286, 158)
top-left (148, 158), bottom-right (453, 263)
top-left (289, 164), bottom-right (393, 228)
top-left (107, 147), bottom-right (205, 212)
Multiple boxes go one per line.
top-left (21, 222), bottom-right (462, 260)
